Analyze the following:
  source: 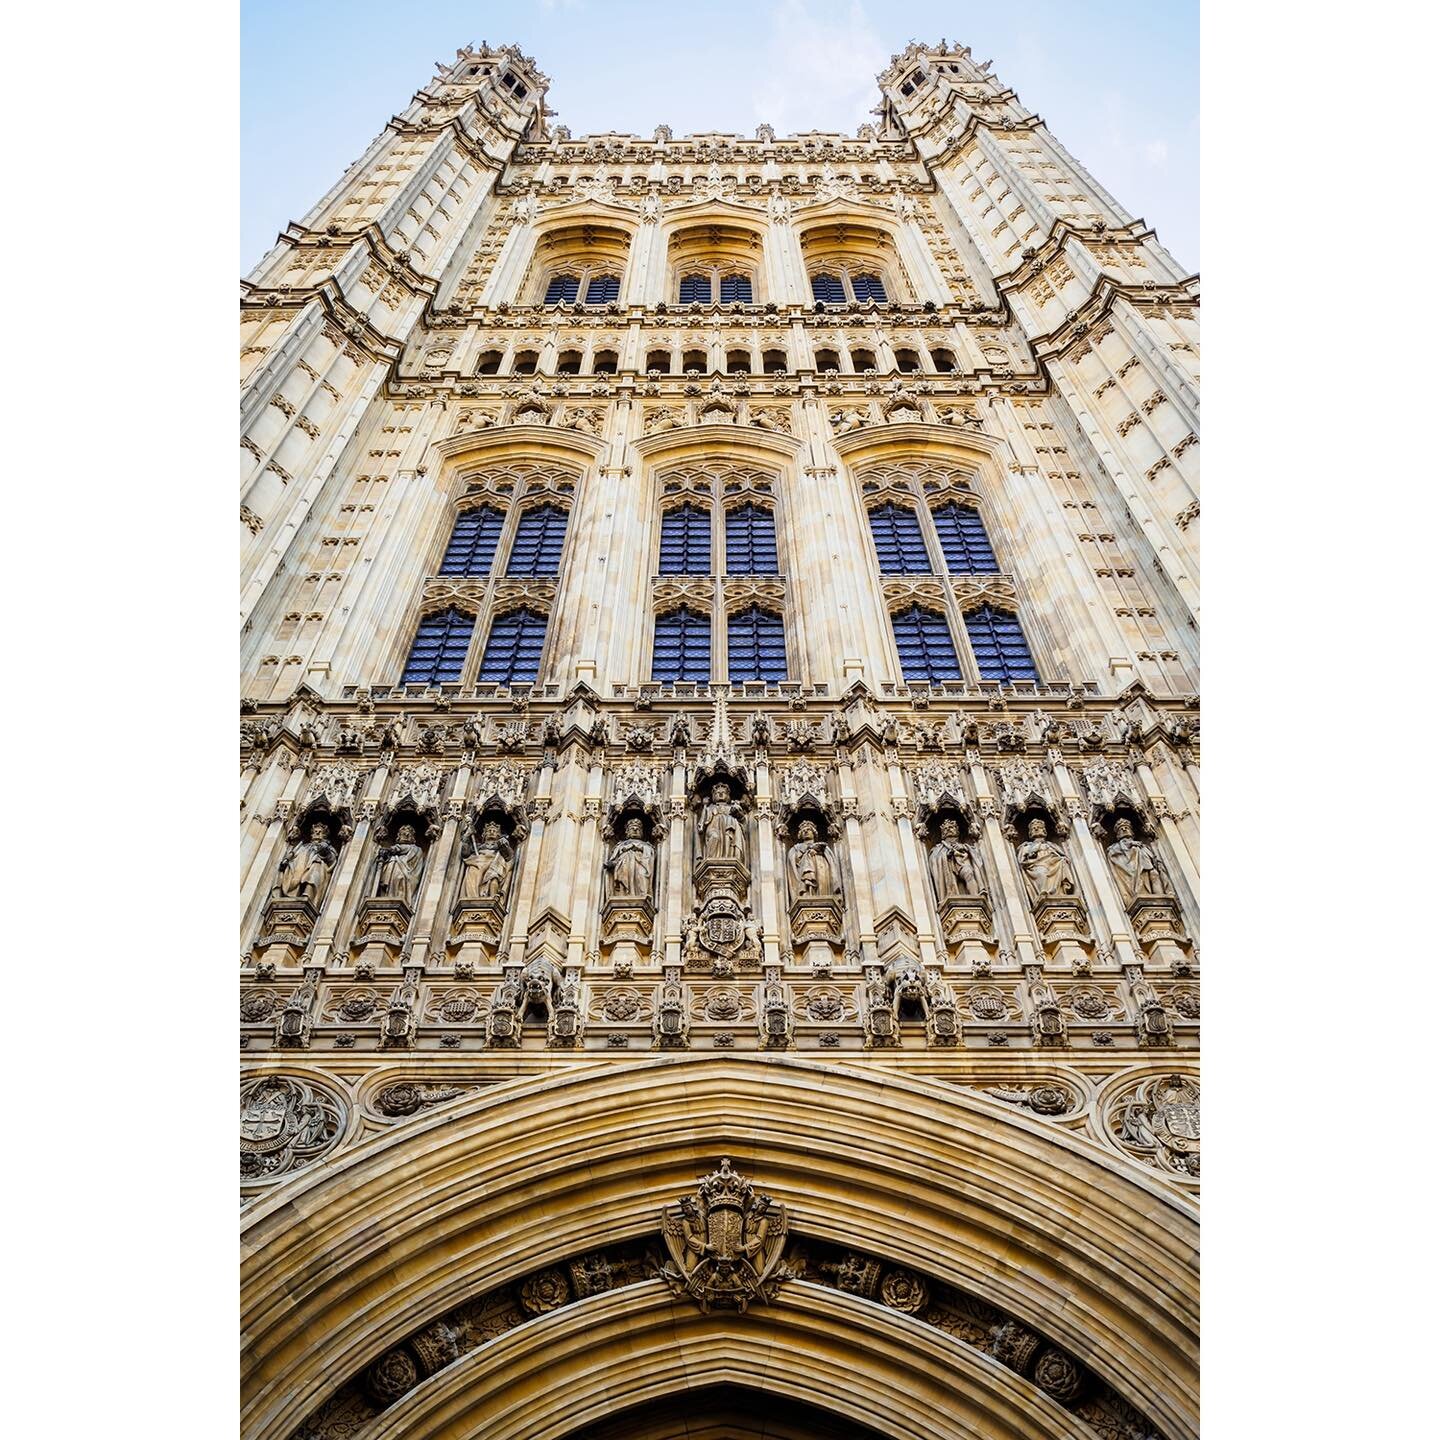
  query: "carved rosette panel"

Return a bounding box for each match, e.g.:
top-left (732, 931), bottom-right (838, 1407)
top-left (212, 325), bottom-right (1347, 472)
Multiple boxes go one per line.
top-left (794, 985), bottom-right (858, 1024)
top-left (1061, 985), bottom-right (1125, 1022)
top-left (963, 984), bottom-right (1024, 1022)
top-left (240, 988), bottom-right (293, 1025)
top-left (690, 985), bottom-right (759, 1024)
top-left (1105, 1072), bottom-right (1200, 1179)
top-left (589, 985), bottom-right (654, 1024)
top-left (240, 1073), bottom-right (344, 1181)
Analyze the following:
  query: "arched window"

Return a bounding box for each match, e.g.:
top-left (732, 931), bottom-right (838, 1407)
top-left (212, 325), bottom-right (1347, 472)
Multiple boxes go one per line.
top-left (931, 503), bottom-right (999, 573)
top-left (726, 350), bottom-right (751, 374)
top-left (810, 273), bottom-right (845, 305)
top-left (591, 349), bottom-right (618, 374)
top-left (646, 349), bottom-right (672, 374)
top-left (659, 504), bottom-right (711, 574)
top-left (964, 605), bottom-right (1038, 682)
top-left (678, 273), bottom-right (712, 305)
top-left (555, 349), bottom-right (582, 375)
top-left (652, 607), bottom-right (710, 682)
top-left (728, 606), bottom-right (787, 682)
top-left (719, 273), bottom-right (753, 303)
top-left (814, 348), bottom-right (840, 372)
top-left (512, 351), bottom-right (538, 375)
top-left (891, 606), bottom-right (961, 682)
top-left (401, 607), bottom-right (475, 685)
top-left (507, 505), bottom-right (568, 576)
top-left (682, 348), bottom-right (708, 373)
top-left (725, 504), bottom-right (778, 575)
top-left (543, 273), bottom-right (580, 304)
top-left (474, 349), bottom-right (502, 375)
top-left (930, 348), bottom-right (957, 373)
top-left (868, 503), bottom-right (930, 574)
top-left (851, 348), bottom-right (878, 372)
top-left (895, 348), bottom-right (921, 373)
top-left (478, 607), bottom-right (548, 684)
top-left (851, 272), bottom-right (888, 303)
top-left (583, 273), bottom-right (620, 304)
top-left (439, 506), bottom-right (504, 576)
top-left (762, 348), bottom-right (787, 374)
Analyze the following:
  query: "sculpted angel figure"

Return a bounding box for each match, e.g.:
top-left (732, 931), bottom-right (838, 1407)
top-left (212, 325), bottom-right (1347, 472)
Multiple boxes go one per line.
top-left (1015, 818), bottom-right (1078, 906)
top-left (604, 817), bottom-right (655, 901)
top-left (459, 819), bottom-right (514, 903)
top-left (1106, 817), bottom-right (1169, 904)
top-left (928, 817), bottom-right (983, 903)
top-left (372, 823), bottom-right (425, 908)
top-left (272, 821), bottom-right (337, 907)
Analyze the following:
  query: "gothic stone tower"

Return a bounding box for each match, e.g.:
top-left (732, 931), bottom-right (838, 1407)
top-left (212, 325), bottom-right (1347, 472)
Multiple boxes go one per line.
top-left (241, 40), bottom-right (1199, 1440)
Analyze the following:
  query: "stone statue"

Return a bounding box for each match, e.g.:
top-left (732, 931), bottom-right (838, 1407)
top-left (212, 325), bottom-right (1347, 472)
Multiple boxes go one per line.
top-left (786, 819), bottom-right (839, 900)
top-left (1106, 817), bottom-right (1169, 904)
top-left (459, 819), bottom-right (514, 903)
top-left (1015, 818), bottom-right (1077, 906)
top-left (604, 817), bottom-right (655, 901)
top-left (698, 782), bottom-right (747, 867)
top-left (928, 817), bottom-right (982, 903)
top-left (273, 822), bottom-right (337, 906)
top-left (373, 823), bottom-right (425, 908)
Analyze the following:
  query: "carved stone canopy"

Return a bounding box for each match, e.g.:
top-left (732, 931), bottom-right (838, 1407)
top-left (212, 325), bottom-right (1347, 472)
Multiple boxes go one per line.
top-left (776, 762), bottom-right (836, 834)
top-left (286, 797), bottom-right (352, 845)
top-left (606, 763), bottom-right (669, 839)
top-left (374, 801), bottom-right (438, 845)
top-left (689, 756), bottom-right (751, 806)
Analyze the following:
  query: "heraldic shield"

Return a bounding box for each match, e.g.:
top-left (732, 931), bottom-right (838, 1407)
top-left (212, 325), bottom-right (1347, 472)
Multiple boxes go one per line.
top-left (660, 1157), bottom-right (790, 1313)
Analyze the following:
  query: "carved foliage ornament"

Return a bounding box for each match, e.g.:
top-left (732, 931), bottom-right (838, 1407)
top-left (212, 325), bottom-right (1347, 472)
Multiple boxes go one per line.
top-left (660, 1158), bottom-right (789, 1312)
top-left (240, 1074), bottom-right (342, 1180)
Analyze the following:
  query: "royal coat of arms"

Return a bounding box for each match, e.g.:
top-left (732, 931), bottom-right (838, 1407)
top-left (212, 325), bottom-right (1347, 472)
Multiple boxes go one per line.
top-left (660, 1158), bottom-right (790, 1312)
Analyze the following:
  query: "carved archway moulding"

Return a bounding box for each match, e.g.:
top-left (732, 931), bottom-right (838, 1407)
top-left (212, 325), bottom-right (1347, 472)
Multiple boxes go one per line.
top-left (242, 1055), bottom-right (1197, 1440)
top-left (632, 425), bottom-right (801, 464)
top-left (831, 424), bottom-right (1009, 471)
top-left (429, 423), bottom-right (605, 470)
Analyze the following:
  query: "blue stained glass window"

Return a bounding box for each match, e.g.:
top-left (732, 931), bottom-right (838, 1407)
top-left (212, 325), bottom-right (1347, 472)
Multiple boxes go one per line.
top-left (810, 273), bottom-right (845, 305)
top-left (439, 506), bottom-right (504, 576)
top-left (679, 273), bottom-right (712, 304)
top-left (719, 273), bottom-right (752, 303)
top-left (401, 607), bottom-right (474, 685)
top-left (890, 606), bottom-right (962, 683)
top-left (659, 505), bottom-right (711, 574)
top-left (507, 505), bottom-right (568, 576)
top-left (478, 608), bottom-right (548, 685)
top-left (544, 274), bottom-right (580, 303)
top-left (652, 607), bottom-right (710, 683)
top-left (867, 503), bottom-right (930, 574)
top-left (851, 272), bottom-right (888, 303)
top-left (584, 273), bottom-right (620, 303)
top-left (931, 503), bottom-right (1000, 573)
top-left (965, 605), bottom-right (1038, 683)
top-left (725, 504), bottom-right (779, 575)
top-left (728, 606), bottom-right (787, 683)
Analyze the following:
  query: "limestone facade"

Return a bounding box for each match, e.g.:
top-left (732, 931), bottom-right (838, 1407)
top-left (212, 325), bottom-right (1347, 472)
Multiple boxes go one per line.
top-left (241, 39), bottom-right (1199, 1440)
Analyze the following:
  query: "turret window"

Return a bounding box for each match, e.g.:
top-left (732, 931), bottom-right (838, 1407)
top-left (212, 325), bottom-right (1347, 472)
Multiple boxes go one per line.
top-left (964, 605), bottom-right (1038, 682)
top-left (477, 607), bottom-right (548, 684)
top-left (728, 605), bottom-right (787, 683)
top-left (439, 506), bottom-right (504, 576)
top-left (401, 607), bottom-right (475, 685)
top-left (507, 505), bottom-right (568, 577)
top-left (652, 607), bottom-right (711, 683)
top-left (891, 605), bottom-right (961, 682)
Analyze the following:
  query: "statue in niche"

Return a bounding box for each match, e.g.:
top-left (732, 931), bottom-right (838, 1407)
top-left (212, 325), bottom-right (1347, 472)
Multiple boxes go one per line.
top-left (786, 819), bottom-right (839, 900)
top-left (1106, 817), bottom-right (1169, 904)
top-left (372, 823), bottom-right (425, 908)
top-left (698, 782), bottom-right (747, 867)
top-left (459, 819), bottom-right (514, 903)
top-left (272, 821), bottom-right (337, 907)
top-left (1015, 817), bottom-right (1078, 906)
top-left (928, 817), bottom-right (983, 903)
top-left (604, 817), bottom-right (655, 902)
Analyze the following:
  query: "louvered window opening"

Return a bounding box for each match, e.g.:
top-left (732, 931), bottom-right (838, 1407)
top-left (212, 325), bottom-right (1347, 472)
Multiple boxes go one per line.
top-left (478, 608), bottom-right (548, 685)
top-left (932, 503), bottom-right (999, 574)
top-left (851, 272), bottom-right (888, 303)
top-left (728, 606), bottom-right (787, 683)
top-left (891, 606), bottom-right (962, 683)
top-left (965, 605), bottom-right (1038, 683)
top-left (652, 607), bottom-right (710, 683)
top-left (678, 273), bottom-right (712, 304)
top-left (659, 505), bottom-right (711, 575)
top-left (810, 273), bottom-right (845, 305)
top-left (583, 273), bottom-right (620, 304)
top-left (439, 507), bottom-right (504, 576)
top-left (544, 274), bottom-right (581, 303)
top-left (719, 273), bottom-right (752, 303)
top-left (507, 505), bottom-right (568, 577)
top-left (725, 504), bottom-right (779, 575)
top-left (401, 607), bottom-right (474, 685)
top-left (868, 503), bottom-right (930, 574)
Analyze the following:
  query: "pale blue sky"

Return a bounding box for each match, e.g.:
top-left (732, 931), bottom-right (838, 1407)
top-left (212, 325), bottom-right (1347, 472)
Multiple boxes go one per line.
top-left (241, 0), bottom-right (1197, 273)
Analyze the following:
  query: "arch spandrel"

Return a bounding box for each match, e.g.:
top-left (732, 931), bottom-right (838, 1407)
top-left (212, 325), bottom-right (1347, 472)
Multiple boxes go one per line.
top-left (243, 1056), bottom-right (1197, 1440)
